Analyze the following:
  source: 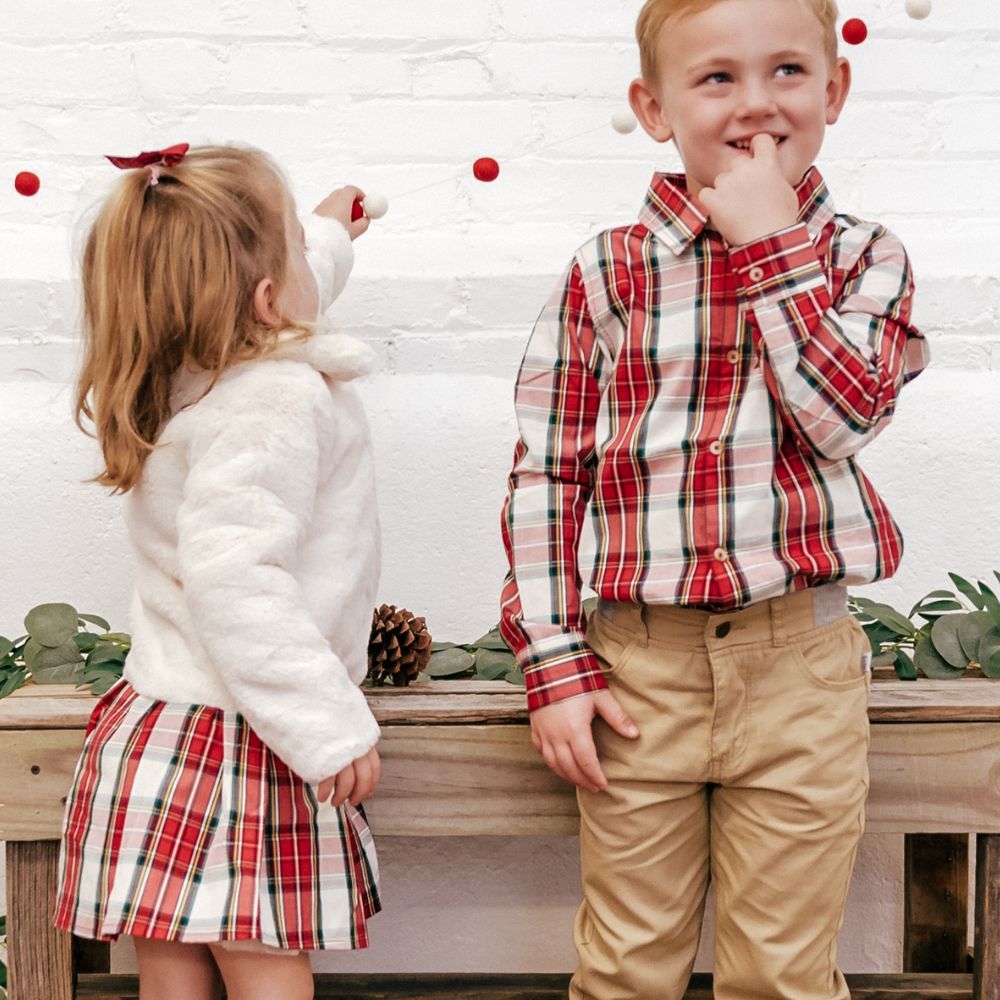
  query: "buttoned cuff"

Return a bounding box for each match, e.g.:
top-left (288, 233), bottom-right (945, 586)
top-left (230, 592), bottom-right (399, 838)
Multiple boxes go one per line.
top-left (730, 223), bottom-right (827, 305)
top-left (520, 638), bottom-right (607, 712)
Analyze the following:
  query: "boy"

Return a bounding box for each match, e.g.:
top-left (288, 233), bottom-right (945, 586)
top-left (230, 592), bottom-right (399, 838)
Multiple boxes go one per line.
top-left (499, 0), bottom-right (928, 997)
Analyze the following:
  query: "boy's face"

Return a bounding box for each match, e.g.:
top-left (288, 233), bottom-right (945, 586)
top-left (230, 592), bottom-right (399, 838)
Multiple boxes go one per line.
top-left (630, 0), bottom-right (850, 200)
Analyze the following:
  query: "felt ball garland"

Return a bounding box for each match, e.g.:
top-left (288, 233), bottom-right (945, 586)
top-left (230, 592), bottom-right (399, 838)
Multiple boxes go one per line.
top-left (842, 17), bottom-right (868, 44)
top-left (15, 171), bottom-right (40, 196)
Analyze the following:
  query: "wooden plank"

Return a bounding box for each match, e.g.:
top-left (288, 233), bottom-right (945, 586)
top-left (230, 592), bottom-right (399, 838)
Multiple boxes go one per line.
top-left (974, 834), bottom-right (1000, 1000)
top-left (5, 841), bottom-right (73, 1000)
top-left (0, 730), bottom-right (80, 840)
top-left (904, 834), bottom-right (968, 972)
top-left (4, 722), bottom-right (1000, 839)
top-left (73, 972), bottom-right (976, 999)
top-left (866, 724), bottom-right (1000, 835)
top-left (4, 678), bottom-right (1000, 729)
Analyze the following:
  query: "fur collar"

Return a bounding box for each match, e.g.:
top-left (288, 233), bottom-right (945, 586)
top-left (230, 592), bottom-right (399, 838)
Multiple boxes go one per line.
top-left (271, 319), bottom-right (377, 382)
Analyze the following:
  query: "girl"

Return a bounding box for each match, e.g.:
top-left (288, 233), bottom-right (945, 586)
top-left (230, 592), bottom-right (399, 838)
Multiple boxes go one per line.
top-left (53, 144), bottom-right (383, 1000)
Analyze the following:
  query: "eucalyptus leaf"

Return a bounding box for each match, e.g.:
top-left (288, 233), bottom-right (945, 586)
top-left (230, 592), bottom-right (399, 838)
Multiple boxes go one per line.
top-left (930, 615), bottom-right (968, 668)
top-left (894, 649), bottom-right (917, 681)
top-left (948, 573), bottom-right (986, 611)
top-left (73, 633), bottom-right (99, 653)
top-left (426, 647), bottom-right (475, 678)
top-left (914, 600), bottom-right (964, 617)
top-left (977, 582), bottom-right (1000, 627)
top-left (913, 636), bottom-right (965, 679)
top-left (24, 637), bottom-right (83, 672)
top-left (470, 629), bottom-right (511, 652)
top-left (958, 612), bottom-right (993, 662)
top-left (505, 667), bottom-right (526, 687)
top-left (870, 652), bottom-right (898, 667)
top-left (864, 603), bottom-right (916, 637)
top-left (977, 631), bottom-right (1000, 673)
top-left (88, 673), bottom-right (120, 695)
top-left (78, 613), bottom-right (111, 632)
top-left (0, 637), bottom-right (11, 660)
top-left (87, 643), bottom-right (127, 667)
top-left (430, 642), bottom-right (457, 653)
top-left (24, 603), bottom-right (79, 647)
top-left (32, 661), bottom-right (84, 685)
top-left (473, 648), bottom-right (516, 680)
top-left (0, 667), bottom-right (28, 699)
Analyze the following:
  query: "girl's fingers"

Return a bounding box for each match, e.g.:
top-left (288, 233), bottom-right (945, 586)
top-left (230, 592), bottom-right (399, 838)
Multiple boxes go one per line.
top-left (332, 764), bottom-right (356, 807)
top-left (317, 776), bottom-right (335, 802)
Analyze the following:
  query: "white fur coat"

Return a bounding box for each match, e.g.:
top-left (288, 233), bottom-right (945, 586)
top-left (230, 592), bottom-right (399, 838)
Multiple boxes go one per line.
top-left (122, 215), bottom-right (381, 783)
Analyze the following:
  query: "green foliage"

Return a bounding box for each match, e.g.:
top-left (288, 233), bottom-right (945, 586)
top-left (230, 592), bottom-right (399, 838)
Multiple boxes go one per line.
top-left (0, 912), bottom-right (7, 994)
top-left (0, 603), bottom-right (130, 700)
top-left (425, 626), bottom-right (523, 686)
top-left (850, 571), bottom-right (1000, 681)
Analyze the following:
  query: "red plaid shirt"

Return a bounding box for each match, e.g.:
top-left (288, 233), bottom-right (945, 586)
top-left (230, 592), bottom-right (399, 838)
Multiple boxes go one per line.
top-left (500, 167), bottom-right (928, 711)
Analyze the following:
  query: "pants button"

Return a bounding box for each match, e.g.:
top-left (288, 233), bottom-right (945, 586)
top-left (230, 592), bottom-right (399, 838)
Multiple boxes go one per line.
top-left (715, 622), bottom-right (731, 638)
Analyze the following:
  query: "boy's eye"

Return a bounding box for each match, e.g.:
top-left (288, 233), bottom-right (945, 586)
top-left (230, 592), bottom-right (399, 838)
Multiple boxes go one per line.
top-left (776, 63), bottom-right (804, 77)
top-left (701, 71), bottom-right (732, 85)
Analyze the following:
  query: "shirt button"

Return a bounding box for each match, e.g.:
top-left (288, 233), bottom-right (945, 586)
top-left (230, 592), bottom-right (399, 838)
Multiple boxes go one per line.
top-left (709, 440), bottom-right (723, 456)
top-left (715, 622), bottom-right (731, 639)
top-left (748, 266), bottom-right (765, 282)
top-left (726, 349), bottom-right (740, 365)
top-left (713, 547), bottom-right (728, 562)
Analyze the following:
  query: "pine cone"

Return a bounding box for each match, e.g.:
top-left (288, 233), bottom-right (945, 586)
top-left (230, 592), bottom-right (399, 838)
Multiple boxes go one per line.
top-left (367, 604), bottom-right (433, 686)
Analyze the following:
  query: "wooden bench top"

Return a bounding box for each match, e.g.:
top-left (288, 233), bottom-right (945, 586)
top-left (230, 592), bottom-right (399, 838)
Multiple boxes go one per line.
top-left (1, 677), bottom-right (1000, 729)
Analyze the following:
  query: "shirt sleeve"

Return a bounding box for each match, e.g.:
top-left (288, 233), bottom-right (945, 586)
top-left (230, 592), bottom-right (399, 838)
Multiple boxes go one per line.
top-left (303, 214), bottom-right (355, 314)
top-left (175, 366), bottom-right (380, 783)
top-left (499, 261), bottom-right (608, 712)
top-left (729, 221), bottom-right (929, 460)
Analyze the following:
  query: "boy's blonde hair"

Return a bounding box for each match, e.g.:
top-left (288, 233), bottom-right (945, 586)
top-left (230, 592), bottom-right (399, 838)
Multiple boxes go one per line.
top-left (636, 0), bottom-right (840, 82)
top-left (76, 145), bottom-right (299, 493)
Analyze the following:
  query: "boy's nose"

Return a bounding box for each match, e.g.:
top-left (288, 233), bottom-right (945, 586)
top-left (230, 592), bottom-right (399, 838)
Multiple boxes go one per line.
top-left (735, 84), bottom-right (779, 118)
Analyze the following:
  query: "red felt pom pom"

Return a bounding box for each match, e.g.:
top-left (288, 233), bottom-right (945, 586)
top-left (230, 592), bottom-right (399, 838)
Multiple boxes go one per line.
top-left (841, 17), bottom-right (868, 44)
top-left (15, 171), bottom-right (40, 197)
top-left (351, 197), bottom-right (364, 221)
top-left (472, 157), bottom-right (500, 182)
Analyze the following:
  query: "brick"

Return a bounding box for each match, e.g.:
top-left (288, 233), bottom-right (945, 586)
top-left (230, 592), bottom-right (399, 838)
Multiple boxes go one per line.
top-left (132, 42), bottom-right (228, 102)
top-left (486, 42), bottom-right (637, 97)
top-left (0, 43), bottom-right (135, 104)
top-left (228, 46), bottom-right (411, 97)
top-left (306, 1), bottom-right (493, 40)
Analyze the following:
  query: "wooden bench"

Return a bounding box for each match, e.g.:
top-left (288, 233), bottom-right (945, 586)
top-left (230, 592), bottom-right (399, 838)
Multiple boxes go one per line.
top-left (2, 678), bottom-right (1000, 999)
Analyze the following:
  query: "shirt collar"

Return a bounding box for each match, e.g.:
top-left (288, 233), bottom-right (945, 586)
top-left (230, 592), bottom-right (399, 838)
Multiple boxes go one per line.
top-left (638, 165), bottom-right (836, 255)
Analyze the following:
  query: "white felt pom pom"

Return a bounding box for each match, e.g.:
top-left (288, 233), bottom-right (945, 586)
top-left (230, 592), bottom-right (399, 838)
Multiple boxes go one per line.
top-left (905, 0), bottom-right (931, 19)
top-left (362, 191), bottom-right (389, 220)
top-left (611, 109), bottom-right (638, 134)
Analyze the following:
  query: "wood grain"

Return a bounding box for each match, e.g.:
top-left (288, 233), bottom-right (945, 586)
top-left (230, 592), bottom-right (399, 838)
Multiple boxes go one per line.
top-left (975, 834), bottom-right (1000, 1000)
top-left (903, 834), bottom-right (968, 972)
top-left (4, 721), bottom-right (1000, 839)
top-left (4, 678), bottom-right (1000, 730)
top-left (72, 972), bottom-right (976, 999)
top-left (5, 841), bottom-right (73, 1000)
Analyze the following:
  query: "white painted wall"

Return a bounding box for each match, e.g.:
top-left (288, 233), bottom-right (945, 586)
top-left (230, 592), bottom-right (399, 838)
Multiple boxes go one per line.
top-left (1, 0), bottom-right (998, 977)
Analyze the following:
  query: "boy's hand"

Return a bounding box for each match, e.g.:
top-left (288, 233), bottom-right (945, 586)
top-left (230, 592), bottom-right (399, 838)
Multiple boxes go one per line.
top-left (314, 185), bottom-right (370, 241)
top-left (530, 690), bottom-right (639, 793)
top-left (699, 134), bottom-right (799, 247)
top-left (316, 746), bottom-right (381, 808)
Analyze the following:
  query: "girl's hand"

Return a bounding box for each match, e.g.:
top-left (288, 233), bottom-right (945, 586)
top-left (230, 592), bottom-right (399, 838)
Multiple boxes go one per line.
top-left (313, 185), bottom-right (370, 241)
top-left (316, 746), bottom-right (381, 808)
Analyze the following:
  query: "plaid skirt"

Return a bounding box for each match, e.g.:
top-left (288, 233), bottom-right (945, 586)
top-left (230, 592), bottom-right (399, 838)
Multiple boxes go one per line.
top-left (53, 679), bottom-right (380, 951)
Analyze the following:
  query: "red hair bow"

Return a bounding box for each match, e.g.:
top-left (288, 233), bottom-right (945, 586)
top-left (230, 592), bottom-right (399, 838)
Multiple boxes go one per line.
top-left (105, 143), bottom-right (189, 170)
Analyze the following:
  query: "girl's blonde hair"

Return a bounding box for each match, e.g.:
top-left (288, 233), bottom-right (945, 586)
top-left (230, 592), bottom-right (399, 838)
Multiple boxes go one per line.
top-left (76, 145), bottom-right (297, 493)
top-left (636, 0), bottom-right (840, 82)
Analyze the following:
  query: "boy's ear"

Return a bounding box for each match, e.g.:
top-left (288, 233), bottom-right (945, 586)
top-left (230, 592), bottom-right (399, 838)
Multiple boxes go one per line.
top-left (252, 276), bottom-right (282, 328)
top-left (825, 57), bottom-right (852, 125)
top-left (629, 77), bottom-right (674, 143)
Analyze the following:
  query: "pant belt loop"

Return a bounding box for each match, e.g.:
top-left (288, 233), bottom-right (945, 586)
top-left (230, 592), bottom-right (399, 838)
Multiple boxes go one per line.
top-left (770, 593), bottom-right (787, 647)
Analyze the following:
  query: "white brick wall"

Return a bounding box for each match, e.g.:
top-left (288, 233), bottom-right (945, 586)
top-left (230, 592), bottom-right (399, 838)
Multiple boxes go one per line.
top-left (2, 0), bottom-right (998, 975)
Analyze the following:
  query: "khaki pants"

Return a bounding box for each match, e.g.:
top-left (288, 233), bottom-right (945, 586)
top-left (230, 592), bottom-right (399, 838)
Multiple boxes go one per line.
top-left (569, 586), bottom-right (871, 1000)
